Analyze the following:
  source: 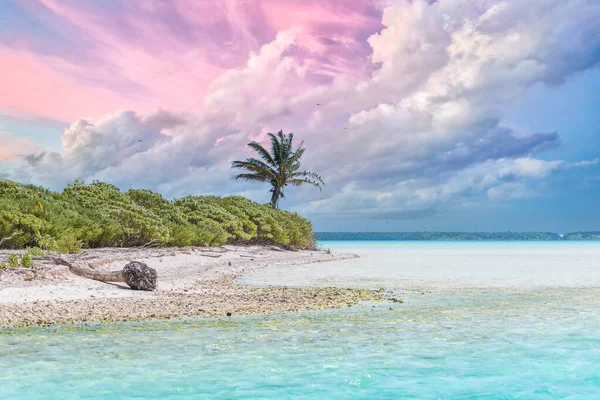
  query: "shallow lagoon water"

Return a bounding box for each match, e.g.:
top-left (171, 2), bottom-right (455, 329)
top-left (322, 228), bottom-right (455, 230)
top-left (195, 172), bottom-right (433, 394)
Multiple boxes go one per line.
top-left (2, 242), bottom-right (600, 399)
top-left (241, 241), bottom-right (600, 288)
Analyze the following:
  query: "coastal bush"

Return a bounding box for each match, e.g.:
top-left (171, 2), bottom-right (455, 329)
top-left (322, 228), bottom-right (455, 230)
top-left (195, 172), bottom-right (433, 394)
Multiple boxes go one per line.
top-left (175, 196), bottom-right (249, 241)
top-left (25, 247), bottom-right (44, 256)
top-left (1, 252), bottom-right (35, 268)
top-left (0, 210), bottom-right (51, 248)
top-left (56, 232), bottom-right (83, 254)
top-left (0, 179), bottom-right (315, 251)
top-left (63, 181), bottom-right (171, 247)
top-left (35, 234), bottom-right (60, 252)
top-left (20, 253), bottom-right (34, 268)
top-left (7, 254), bottom-right (19, 268)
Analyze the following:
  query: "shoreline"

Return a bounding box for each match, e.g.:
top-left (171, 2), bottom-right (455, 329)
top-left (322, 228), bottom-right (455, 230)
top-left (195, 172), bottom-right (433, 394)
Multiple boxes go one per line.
top-left (0, 246), bottom-right (383, 328)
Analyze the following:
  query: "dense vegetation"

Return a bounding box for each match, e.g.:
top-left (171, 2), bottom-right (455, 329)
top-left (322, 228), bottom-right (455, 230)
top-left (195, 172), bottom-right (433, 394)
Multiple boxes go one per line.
top-left (315, 232), bottom-right (600, 241)
top-left (0, 179), bottom-right (315, 253)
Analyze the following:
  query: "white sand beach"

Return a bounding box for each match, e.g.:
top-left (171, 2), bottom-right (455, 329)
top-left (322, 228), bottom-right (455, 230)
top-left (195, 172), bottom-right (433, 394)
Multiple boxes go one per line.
top-left (0, 246), bottom-right (381, 327)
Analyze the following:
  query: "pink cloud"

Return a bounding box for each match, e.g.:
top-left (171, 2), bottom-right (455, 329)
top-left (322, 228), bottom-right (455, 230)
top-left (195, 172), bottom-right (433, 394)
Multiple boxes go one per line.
top-left (0, 133), bottom-right (39, 162)
top-left (262, 0), bottom-right (377, 30)
top-left (1, 0), bottom-right (382, 123)
top-left (0, 46), bottom-right (151, 122)
top-left (262, 0), bottom-right (381, 79)
top-left (0, 0), bottom-right (232, 122)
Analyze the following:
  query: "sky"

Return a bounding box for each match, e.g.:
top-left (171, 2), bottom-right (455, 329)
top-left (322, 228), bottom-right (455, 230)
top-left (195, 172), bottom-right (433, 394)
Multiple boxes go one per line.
top-left (0, 0), bottom-right (599, 233)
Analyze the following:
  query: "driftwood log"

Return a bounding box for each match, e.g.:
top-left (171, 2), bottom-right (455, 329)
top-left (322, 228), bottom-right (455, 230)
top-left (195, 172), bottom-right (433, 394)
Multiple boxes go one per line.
top-left (54, 257), bottom-right (157, 291)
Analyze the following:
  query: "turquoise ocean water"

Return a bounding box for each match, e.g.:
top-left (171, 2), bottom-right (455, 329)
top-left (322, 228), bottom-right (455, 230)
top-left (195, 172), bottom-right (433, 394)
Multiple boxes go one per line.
top-left (2, 241), bottom-right (600, 399)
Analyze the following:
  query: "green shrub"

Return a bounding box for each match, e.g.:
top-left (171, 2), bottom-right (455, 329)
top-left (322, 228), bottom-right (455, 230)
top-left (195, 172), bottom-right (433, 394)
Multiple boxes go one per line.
top-left (25, 247), bottom-right (44, 256)
top-left (56, 233), bottom-right (83, 254)
top-left (21, 253), bottom-right (34, 268)
top-left (0, 211), bottom-right (51, 249)
top-left (0, 179), bottom-right (315, 250)
top-left (35, 234), bottom-right (59, 252)
top-left (7, 254), bottom-right (19, 268)
top-left (166, 224), bottom-right (196, 247)
top-left (0, 263), bottom-right (7, 269)
top-left (65, 182), bottom-right (171, 247)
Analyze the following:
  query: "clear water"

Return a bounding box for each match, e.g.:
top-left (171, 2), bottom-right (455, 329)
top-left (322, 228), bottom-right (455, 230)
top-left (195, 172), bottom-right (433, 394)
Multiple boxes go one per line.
top-left (2, 242), bottom-right (600, 399)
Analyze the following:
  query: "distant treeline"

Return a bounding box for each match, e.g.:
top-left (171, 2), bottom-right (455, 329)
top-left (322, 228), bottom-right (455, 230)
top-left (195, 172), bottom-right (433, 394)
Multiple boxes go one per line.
top-left (315, 231), bottom-right (600, 241)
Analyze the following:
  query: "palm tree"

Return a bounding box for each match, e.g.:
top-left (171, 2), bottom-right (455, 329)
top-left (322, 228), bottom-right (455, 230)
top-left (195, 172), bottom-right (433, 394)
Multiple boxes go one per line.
top-left (232, 130), bottom-right (325, 208)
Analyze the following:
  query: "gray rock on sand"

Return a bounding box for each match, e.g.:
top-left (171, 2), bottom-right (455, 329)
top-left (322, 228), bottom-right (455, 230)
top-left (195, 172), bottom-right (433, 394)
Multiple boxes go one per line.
top-left (122, 261), bottom-right (157, 291)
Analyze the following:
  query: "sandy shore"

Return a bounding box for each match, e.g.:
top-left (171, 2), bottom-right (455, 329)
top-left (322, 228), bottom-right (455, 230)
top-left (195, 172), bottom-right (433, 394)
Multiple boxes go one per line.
top-left (0, 246), bottom-right (383, 327)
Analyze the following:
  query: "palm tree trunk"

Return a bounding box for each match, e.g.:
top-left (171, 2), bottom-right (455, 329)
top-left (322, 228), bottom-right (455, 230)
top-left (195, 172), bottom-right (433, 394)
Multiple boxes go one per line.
top-left (270, 186), bottom-right (281, 208)
top-left (69, 264), bottom-right (126, 282)
top-left (52, 257), bottom-right (157, 291)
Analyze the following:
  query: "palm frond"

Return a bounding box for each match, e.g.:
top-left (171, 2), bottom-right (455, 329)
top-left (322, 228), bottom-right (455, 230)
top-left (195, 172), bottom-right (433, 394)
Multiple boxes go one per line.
top-left (234, 173), bottom-right (268, 182)
top-left (247, 141), bottom-right (276, 166)
top-left (282, 131), bottom-right (294, 160)
top-left (231, 158), bottom-right (278, 178)
top-left (268, 133), bottom-right (283, 165)
top-left (284, 146), bottom-right (305, 171)
top-left (288, 171), bottom-right (325, 188)
top-left (288, 178), bottom-right (323, 189)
